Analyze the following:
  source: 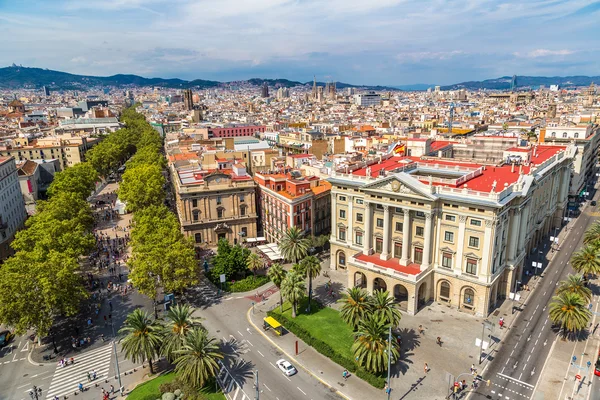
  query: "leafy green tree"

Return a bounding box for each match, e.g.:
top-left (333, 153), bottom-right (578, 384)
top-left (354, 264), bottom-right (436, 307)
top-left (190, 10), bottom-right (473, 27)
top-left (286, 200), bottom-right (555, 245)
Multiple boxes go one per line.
top-left (279, 226), bottom-right (310, 264)
top-left (583, 222), bottom-right (600, 246)
top-left (127, 145), bottom-right (166, 169)
top-left (46, 162), bottom-right (98, 199)
top-left (549, 292), bottom-right (591, 337)
top-left (300, 256), bottom-right (321, 313)
top-left (281, 271), bottom-right (306, 318)
top-left (35, 191), bottom-right (94, 229)
top-left (267, 263), bottom-right (287, 312)
top-left (352, 314), bottom-right (399, 374)
top-left (339, 287), bottom-right (371, 330)
top-left (246, 252), bottom-right (263, 278)
top-left (174, 327), bottom-right (224, 389)
top-left (0, 250), bottom-right (87, 337)
top-left (162, 304), bottom-right (203, 363)
top-left (209, 240), bottom-right (250, 282)
top-left (557, 274), bottom-right (592, 303)
top-left (570, 245), bottom-right (600, 276)
top-left (119, 309), bottom-right (162, 374)
top-left (118, 163), bottom-right (165, 212)
top-left (369, 290), bottom-right (402, 327)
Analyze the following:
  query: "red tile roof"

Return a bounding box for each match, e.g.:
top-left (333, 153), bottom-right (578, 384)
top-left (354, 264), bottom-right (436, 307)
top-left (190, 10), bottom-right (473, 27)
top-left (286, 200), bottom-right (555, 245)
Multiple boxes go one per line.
top-left (355, 253), bottom-right (422, 275)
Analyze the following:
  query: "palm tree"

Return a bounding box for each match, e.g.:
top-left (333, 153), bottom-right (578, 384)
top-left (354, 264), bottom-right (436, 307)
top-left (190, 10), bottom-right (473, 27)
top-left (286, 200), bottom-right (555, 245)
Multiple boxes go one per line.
top-left (300, 256), bottom-right (321, 313)
top-left (352, 314), bottom-right (399, 374)
top-left (174, 327), bottom-right (224, 389)
top-left (583, 222), bottom-right (600, 246)
top-left (557, 274), bottom-right (592, 303)
top-left (161, 304), bottom-right (203, 362)
top-left (267, 263), bottom-right (287, 312)
top-left (280, 271), bottom-right (306, 318)
top-left (339, 287), bottom-right (371, 330)
top-left (370, 290), bottom-right (402, 327)
top-left (119, 309), bottom-right (162, 374)
top-left (570, 245), bottom-right (600, 276)
top-left (279, 226), bottom-right (310, 264)
top-left (246, 252), bottom-right (262, 278)
top-left (549, 292), bottom-right (592, 336)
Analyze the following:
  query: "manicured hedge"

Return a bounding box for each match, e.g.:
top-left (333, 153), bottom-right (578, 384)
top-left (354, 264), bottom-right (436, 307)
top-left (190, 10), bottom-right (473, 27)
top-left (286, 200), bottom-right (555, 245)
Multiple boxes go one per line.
top-left (229, 275), bottom-right (270, 292)
top-left (267, 308), bottom-right (386, 388)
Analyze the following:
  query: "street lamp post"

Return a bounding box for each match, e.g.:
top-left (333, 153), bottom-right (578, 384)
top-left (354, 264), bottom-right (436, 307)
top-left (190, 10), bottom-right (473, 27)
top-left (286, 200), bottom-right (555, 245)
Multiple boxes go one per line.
top-left (110, 319), bottom-right (123, 393)
top-left (29, 385), bottom-right (42, 400)
top-left (478, 320), bottom-right (493, 365)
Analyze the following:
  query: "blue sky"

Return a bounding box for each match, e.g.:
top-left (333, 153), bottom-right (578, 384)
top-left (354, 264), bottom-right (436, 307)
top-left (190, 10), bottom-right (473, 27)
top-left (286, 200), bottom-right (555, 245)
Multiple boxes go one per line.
top-left (0, 0), bottom-right (599, 85)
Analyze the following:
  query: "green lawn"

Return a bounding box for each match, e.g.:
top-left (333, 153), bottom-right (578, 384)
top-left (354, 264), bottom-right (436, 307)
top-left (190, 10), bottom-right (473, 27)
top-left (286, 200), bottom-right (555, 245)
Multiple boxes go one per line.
top-left (273, 299), bottom-right (355, 360)
top-left (127, 372), bottom-right (225, 400)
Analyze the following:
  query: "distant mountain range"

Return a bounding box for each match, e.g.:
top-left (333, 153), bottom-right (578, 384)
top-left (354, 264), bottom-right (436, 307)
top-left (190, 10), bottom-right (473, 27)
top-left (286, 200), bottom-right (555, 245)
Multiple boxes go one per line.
top-left (0, 66), bottom-right (396, 91)
top-left (1, 65), bottom-right (598, 92)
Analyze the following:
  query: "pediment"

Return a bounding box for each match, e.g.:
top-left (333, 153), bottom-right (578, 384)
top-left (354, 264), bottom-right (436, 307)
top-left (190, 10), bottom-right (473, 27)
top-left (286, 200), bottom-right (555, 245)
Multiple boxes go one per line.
top-left (362, 172), bottom-right (436, 200)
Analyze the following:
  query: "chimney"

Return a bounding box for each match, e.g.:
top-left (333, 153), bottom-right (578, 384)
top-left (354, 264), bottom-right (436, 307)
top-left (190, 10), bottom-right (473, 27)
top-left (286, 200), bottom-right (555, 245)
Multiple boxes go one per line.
top-left (511, 162), bottom-right (515, 173)
top-left (519, 164), bottom-right (523, 174)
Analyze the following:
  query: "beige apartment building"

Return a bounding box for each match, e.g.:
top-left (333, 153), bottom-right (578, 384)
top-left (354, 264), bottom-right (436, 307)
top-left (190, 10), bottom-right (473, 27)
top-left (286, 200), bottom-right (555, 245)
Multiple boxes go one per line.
top-left (0, 134), bottom-right (100, 170)
top-left (329, 144), bottom-right (574, 316)
top-left (171, 163), bottom-right (258, 247)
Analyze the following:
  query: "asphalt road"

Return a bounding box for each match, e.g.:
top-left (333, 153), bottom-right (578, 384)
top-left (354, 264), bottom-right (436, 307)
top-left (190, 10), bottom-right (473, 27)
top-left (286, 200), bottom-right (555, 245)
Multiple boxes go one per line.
top-left (472, 202), bottom-right (599, 400)
top-left (186, 280), bottom-right (343, 400)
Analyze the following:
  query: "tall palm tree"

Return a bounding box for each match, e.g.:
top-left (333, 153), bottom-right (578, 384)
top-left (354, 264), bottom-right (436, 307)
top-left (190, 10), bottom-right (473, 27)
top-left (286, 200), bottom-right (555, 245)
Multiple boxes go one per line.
top-left (246, 252), bottom-right (262, 278)
top-left (267, 263), bottom-right (287, 312)
top-left (370, 290), bottom-right (402, 327)
top-left (557, 274), bottom-right (592, 303)
top-left (280, 271), bottom-right (306, 318)
top-left (570, 245), bottom-right (600, 276)
top-left (300, 256), bottom-right (321, 313)
top-left (119, 309), bottom-right (162, 374)
top-left (174, 327), bottom-right (224, 389)
top-left (161, 304), bottom-right (203, 362)
top-left (338, 287), bottom-right (371, 330)
top-left (549, 292), bottom-right (592, 336)
top-left (279, 226), bottom-right (310, 264)
top-left (352, 314), bottom-right (399, 374)
top-left (583, 222), bottom-right (600, 246)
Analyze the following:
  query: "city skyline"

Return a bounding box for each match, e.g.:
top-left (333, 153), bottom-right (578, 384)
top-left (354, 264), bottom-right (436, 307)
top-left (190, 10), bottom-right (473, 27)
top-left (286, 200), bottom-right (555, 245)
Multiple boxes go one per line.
top-left (1, 0), bottom-right (599, 85)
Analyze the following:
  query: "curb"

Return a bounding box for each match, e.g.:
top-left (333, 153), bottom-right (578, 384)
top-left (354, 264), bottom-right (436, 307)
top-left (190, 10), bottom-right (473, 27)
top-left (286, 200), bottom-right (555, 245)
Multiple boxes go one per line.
top-left (27, 343), bottom-right (45, 367)
top-left (245, 306), bottom-right (351, 400)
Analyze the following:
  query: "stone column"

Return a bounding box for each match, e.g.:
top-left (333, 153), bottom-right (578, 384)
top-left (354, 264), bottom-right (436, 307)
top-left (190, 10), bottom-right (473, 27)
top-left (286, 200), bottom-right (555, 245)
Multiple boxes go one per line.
top-left (363, 201), bottom-right (373, 255)
top-left (517, 203), bottom-right (530, 253)
top-left (400, 209), bottom-right (411, 264)
top-left (331, 193), bottom-right (338, 241)
top-left (455, 215), bottom-right (467, 274)
top-left (380, 205), bottom-right (391, 260)
top-left (347, 196), bottom-right (354, 241)
top-left (507, 208), bottom-right (521, 262)
top-left (481, 219), bottom-right (496, 278)
top-left (421, 212), bottom-right (433, 269)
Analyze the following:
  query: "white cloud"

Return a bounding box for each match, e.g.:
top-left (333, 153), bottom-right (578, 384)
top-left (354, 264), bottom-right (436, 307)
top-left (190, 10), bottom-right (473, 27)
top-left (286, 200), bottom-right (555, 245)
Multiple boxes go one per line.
top-left (514, 49), bottom-right (575, 58)
top-left (70, 56), bottom-right (87, 64)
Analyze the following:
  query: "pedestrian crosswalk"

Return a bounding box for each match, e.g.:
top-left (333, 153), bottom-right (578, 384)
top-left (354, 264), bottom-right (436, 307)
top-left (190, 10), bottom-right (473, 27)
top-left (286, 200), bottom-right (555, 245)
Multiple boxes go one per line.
top-left (216, 361), bottom-right (251, 400)
top-left (45, 343), bottom-right (114, 399)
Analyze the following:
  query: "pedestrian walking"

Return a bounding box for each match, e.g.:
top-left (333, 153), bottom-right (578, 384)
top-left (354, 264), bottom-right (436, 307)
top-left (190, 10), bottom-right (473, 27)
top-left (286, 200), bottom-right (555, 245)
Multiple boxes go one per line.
top-left (424, 363), bottom-right (429, 373)
top-left (418, 324), bottom-right (424, 335)
top-left (92, 370), bottom-right (97, 380)
top-left (120, 386), bottom-right (125, 396)
top-left (104, 315), bottom-right (107, 326)
top-left (470, 364), bottom-right (475, 374)
top-left (436, 336), bottom-right (442, 347)
top-left (110, 385), bottom-right (114, 394)
top-left (87, 371), bottom-right (91, 382)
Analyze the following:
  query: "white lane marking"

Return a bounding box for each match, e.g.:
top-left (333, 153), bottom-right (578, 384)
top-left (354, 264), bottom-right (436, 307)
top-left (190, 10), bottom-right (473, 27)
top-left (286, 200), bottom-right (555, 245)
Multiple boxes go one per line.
top-left (257, 350), bottom-right (265, 357)
top-left (497, 372), bottom-right (535, 388)
top-left (519, 373), bottom-right (523, 380)
top-left (238, 330), bottom-right (244, 337)
top-left (527, 355), bottom-right (531, 362)
top-left (543, 291), bottom-right (546, 295)
top-left (510, 349), bottom-right (515, 356)
top-left (264, 384), bottom-right (271, 391)
top-left (246, 327), bottom-right (252, 335)
top-left (247, 340), bottom-right (254, 347)
top-left (269, 362), bottom-right (277, 369)
top-left (283, 374), bottom-right (291, 382)
top-left (297, 387), bottom-right (307, 395)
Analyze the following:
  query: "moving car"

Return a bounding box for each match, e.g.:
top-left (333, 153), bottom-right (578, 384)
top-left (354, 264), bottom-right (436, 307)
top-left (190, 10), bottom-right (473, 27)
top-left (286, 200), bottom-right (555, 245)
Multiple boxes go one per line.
top-left (594, 351), bottom-right (600, 377)
top-left (276, 359), bottom-right (297, 376)
top-left (0, 330), bottom-right (14, 348)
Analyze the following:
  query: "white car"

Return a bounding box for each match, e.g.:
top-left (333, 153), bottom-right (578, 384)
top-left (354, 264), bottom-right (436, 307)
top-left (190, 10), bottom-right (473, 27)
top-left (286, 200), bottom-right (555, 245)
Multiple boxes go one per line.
top-left (276, 359), bottom-right (297, 376)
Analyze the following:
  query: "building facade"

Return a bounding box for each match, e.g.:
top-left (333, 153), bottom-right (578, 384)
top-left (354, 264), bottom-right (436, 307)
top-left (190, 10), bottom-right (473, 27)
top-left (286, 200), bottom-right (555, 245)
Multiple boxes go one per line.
top-left (0, 157), bottom-right (27, 260)
top-left (171, 163), bottom-right (258, 247)
top-left (329, 145), bottom-right (574, 317)
top-left (254, 171), bottom-right (331, 242)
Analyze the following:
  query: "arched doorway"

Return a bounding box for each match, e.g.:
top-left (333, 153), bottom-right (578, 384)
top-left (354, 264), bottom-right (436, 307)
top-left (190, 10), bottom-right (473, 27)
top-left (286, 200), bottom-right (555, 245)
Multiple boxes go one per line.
top-left (461, 287), bottom-right (476, 311)
top-left (337, 251), bottom-right (346, 270)
top-left (437, 280), bottom-right (451, 303)
top-left (417, 282), bottom-right (428, 309)
top-left (373, 277), bottom-right (387, 292)
top-left (354, 272), bottom-right (367, 289)
top-left (393, 284), bottom-right (409, 311)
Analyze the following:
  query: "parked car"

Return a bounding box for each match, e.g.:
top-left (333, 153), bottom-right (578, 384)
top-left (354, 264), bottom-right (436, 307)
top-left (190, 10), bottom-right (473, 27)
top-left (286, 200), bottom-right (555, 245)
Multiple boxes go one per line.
top-left (0, 330), bottom-right (14, 348)
top-left (594, 351), bottom-right (600, 377)
top-left (591, 200), bottom-right (597, 206)
top-left (276, 359), bottom-right (297, 376)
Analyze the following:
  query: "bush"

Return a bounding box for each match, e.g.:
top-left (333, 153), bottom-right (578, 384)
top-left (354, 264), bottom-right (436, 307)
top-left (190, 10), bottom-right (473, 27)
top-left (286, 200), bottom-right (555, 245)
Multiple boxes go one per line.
top-left (229, 275), bottom-right (269, 292)
top-left (268, 307), bottom-right (386, 388)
